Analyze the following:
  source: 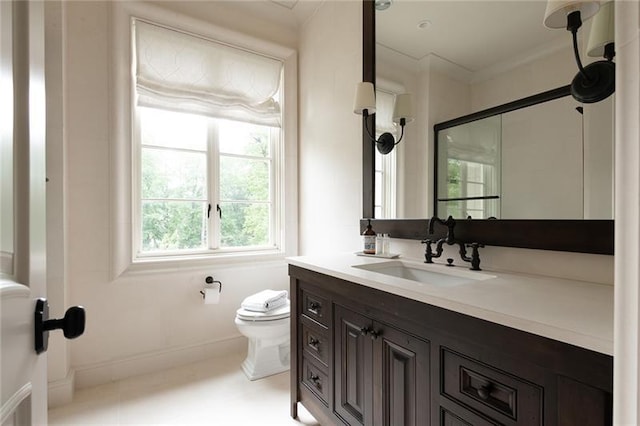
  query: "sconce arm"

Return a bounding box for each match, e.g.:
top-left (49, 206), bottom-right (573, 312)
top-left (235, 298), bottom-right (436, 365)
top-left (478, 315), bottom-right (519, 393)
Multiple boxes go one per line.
top-left (362, 109), bottom-right (377, 141)
top-left (567, 11), bottom-right (590, 83)
top-left (394, 118), bottom-right (406, 145)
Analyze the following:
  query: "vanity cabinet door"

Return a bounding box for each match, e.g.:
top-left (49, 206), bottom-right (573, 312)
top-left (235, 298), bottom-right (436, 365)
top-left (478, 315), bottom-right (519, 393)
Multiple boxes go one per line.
top-left (334, 304), bottom-right (431, 426)
top-left (372, 323), bottom-right (430, 426)
top-left (334, 305), bottom-right (373, 426)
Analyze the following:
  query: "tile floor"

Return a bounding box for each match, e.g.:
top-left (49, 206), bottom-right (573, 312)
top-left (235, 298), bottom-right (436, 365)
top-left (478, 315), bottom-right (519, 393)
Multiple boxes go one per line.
top-left (49, 354), bottom-right (320, 425)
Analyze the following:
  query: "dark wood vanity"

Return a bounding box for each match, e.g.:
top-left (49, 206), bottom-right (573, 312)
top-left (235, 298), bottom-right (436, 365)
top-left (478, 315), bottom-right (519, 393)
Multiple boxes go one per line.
top-left (289, 265), bottom-right (613, 425)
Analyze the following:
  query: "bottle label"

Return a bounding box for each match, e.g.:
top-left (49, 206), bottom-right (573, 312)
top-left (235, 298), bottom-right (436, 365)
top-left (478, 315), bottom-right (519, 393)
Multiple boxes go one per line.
top-left (363, 235), bottom-right (376, 253)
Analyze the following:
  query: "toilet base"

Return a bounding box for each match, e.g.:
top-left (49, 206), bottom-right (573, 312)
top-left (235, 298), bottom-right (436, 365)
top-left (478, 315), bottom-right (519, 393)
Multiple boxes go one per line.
top-left (241, 338), bottom-right (290, 381)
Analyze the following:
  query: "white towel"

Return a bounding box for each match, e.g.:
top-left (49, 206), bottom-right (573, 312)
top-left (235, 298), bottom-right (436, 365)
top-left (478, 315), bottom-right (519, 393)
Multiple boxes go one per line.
top-left (241, 290), bottom-right (289, 312)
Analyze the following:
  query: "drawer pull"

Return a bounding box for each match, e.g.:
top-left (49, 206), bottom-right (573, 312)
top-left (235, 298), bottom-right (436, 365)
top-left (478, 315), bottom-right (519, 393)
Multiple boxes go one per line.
top-left (477, 383), bottom-right (493, 400)
top-left (309, 337), bottom-right (320, 348)
top-left (308, 301), bottom-right (320, 312)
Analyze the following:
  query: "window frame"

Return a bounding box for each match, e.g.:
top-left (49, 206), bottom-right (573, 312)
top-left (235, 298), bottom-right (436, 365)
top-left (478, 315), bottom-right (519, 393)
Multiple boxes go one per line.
top-left (111, 2), bottom-right (297, 276)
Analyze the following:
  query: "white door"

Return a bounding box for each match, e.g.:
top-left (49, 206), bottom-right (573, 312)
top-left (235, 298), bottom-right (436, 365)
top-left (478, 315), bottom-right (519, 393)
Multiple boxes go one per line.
top-left (1, 1), bottom-right (49, 424)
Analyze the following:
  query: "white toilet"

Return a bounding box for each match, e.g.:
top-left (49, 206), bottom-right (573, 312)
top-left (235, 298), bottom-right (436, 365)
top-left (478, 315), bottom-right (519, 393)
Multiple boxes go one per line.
top-left (235, 300), bottom-right (290, 380)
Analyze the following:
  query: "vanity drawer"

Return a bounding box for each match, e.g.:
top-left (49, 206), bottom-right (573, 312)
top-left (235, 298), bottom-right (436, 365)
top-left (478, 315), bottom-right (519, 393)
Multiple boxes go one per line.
top-left (301, 316), bottom-right (329, 367)
top-left (441, 347), bottom-right (543, 425)
top-left (302, 356), bottom-right (330, 405)
top-left (301, 288), bottom-right (330, 327)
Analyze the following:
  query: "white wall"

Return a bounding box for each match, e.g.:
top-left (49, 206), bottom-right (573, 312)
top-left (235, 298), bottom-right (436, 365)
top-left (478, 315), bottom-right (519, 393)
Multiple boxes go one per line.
top-left (298, 1), bottom-right (363, 255)
top-left (49, 1), bottom-right (297, 392)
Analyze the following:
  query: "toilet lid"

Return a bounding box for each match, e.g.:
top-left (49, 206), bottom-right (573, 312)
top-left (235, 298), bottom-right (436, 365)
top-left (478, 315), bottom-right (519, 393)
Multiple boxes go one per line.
top-left (236, 300), bottom-right (290, 321)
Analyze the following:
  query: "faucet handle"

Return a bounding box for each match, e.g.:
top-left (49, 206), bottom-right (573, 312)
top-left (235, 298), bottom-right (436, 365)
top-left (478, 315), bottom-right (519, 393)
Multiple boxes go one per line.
top-left (464, 242), bottom-right (484, 271)
top-left (466, 242), bottom-right (485, 249)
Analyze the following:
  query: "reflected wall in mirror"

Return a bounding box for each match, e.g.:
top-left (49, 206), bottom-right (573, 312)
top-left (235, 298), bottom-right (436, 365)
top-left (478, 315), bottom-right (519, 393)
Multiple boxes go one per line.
top-left (435, 89), bottom-right (614, 220)
top-left (373, 0), bottom-right (615, 220)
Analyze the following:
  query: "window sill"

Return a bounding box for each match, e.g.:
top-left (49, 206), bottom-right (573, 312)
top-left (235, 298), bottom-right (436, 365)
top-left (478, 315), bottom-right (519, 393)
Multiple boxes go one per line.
top-left (121, 248), bottom-right (288, 276)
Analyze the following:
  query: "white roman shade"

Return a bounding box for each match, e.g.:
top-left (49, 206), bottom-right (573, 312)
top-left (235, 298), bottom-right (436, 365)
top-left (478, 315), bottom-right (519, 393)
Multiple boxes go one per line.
top-left (375, 89), bottom-right (397, 136)
top-left (134, 19), bottom-right (283, 127)
top-left (442, 117), bottom-right (501, 166)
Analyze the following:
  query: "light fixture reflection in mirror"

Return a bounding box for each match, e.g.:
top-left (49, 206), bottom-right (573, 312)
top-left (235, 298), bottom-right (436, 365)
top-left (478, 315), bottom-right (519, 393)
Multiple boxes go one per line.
top-left (353, 82), bottom-right (414, 155)
top-left (543, 0), bottom-right (615, 103)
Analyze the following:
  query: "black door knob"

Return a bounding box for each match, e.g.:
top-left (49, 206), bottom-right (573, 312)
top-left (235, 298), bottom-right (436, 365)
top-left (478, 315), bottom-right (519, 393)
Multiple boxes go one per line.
top-left (46, 306), bottom-right (86, 339)
top-left (35, 298), bottom-right (86, 354)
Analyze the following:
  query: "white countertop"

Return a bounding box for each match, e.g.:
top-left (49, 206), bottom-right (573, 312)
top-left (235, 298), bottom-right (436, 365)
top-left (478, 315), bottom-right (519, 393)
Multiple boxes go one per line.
top-left (288, 253), bottom-right (614, 356)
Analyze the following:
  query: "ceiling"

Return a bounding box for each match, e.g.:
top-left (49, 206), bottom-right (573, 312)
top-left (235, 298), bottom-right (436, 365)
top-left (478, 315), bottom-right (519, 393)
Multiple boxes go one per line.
top-left (376, 0), bottom-right (569, 72)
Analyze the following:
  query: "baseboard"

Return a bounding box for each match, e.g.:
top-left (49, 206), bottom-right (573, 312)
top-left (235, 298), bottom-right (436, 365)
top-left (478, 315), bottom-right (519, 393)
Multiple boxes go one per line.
top-left (48, 368), bottom-right (75, 408)
top-left (74, 335), bottom-right (246, 390)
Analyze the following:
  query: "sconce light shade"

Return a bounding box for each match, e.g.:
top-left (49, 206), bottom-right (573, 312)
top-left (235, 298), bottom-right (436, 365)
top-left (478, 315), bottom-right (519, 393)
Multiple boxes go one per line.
top-left (587, 1), bottom-right (614, 58)
top-left (392, 94), bottom-right (414, 124)
top-left (543, 0), bottom-right (600, 29)
top-left (354, 82), bottom-right (376, 115)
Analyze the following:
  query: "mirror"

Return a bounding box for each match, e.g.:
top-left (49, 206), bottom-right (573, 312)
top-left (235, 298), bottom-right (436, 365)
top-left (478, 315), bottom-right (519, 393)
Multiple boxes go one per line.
top-left (435, 88), bottom-right (614, 220)
top-left (361, 0), bottom-right (614, 255)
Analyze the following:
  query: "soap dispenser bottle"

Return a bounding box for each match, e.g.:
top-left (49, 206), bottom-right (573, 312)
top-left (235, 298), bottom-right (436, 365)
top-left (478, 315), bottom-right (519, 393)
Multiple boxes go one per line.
top-left (363, 219), bottom-right (376, 254)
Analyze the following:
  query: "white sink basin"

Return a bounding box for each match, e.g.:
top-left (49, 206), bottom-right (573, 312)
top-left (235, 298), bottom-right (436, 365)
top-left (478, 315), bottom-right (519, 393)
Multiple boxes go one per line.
top-left (352, 260), bottom-right (495, 287)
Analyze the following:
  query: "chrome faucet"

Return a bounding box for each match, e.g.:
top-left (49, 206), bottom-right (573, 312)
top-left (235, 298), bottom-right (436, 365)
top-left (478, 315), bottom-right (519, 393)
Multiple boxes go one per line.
top-left (421, 216), bottom-right (484, 271)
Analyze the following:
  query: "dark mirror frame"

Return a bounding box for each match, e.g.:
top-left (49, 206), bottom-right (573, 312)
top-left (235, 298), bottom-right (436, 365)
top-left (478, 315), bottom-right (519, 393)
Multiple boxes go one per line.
top-left (359, 0), bottom-right (613, 255)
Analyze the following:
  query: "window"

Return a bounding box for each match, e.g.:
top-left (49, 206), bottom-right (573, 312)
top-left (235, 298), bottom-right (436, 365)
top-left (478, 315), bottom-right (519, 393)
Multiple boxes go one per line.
top-left (137, 108), bottom-right (278, 256)
top-left (444, 159), bottom-right (499, 219)
top-left (128, 16), bottom-right (290, 261)
top-left (374, 87), bottom-right (399, 219)
top-left (437, 115), bottom-right (501, 219)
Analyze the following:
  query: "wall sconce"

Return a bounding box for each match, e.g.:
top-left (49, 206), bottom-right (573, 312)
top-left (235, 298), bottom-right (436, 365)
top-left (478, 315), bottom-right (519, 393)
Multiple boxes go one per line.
top-left (543, 0), bottom-right (615, 103)
top-left (353, 82), bottom-right (414, 155)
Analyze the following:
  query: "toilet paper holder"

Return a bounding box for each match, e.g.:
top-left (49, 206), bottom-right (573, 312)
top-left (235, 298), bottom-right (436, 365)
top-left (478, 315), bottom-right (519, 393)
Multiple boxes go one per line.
top-left (200, 276), bottom-right (222, 299)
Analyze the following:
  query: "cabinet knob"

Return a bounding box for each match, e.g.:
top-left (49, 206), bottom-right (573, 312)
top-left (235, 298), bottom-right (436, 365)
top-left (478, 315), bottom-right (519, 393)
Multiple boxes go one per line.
top-left (308, 301), bottom-right (320, 311)
top-left (309, 337), bottom-right (320, 348)
top-left (310, 374), bottom-right (320, 386)
top-left (360, 326), bottom-right (371, 336)
top-left (370, 329), bottom-right (381, 340)
top-left (477, 383), bottom-right (493, 400)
